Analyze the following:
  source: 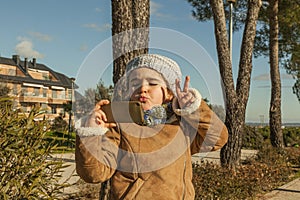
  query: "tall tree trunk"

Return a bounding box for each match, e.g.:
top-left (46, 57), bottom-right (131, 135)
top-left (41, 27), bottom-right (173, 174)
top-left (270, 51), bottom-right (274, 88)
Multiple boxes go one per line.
top-left (269, 0), bottom-right (283, 148)
top-left (209, 0), bottom-right (239, 169)
top-left (209, 0), bottom-right (262, 169)
top-left (111, 0), bottom-right (149, 84)
top-left (101, 1), bottom-right (150, 198)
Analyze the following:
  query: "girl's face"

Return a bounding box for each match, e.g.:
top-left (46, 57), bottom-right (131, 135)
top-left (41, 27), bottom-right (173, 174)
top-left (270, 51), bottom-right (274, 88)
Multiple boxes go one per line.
top-left (128, 68), bottom-right (173, 111)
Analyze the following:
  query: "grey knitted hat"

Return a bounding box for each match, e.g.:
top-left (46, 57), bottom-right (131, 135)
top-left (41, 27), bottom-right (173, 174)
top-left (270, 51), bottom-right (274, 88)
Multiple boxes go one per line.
top-left (125, 54), bottom-right (182, 95)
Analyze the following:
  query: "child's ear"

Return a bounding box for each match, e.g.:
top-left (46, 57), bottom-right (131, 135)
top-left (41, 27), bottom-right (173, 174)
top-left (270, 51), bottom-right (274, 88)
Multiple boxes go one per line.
top-left (164, 89), bottom-right (174, 102)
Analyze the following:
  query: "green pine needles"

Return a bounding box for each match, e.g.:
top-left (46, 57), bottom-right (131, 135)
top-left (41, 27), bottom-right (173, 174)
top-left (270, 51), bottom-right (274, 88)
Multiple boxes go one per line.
top-left (0, 98), bottom-right (69, 199)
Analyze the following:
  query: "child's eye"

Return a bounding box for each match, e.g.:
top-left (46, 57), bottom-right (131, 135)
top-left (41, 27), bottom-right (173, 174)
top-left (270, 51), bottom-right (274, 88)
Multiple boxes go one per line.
top-left (149, 83), bottom-right (158, 86)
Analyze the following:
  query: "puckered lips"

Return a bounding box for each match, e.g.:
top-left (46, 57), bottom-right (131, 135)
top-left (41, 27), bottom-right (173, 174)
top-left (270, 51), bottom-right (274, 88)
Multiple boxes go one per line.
top-left (139, 96), bottom-right (148, 103)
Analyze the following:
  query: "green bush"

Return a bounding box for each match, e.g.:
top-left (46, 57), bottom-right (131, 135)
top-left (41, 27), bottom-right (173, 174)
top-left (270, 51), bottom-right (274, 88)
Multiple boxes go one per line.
top-left (259, 126), bottom-right (271, 141)
top-left (242, 126), bottom-right (300, 148)
top-left (0, 99), bottom-right (69, 199)
top-left (51, 115), bottom-right (68, 133)
top-left (242, 125), bottom-right (264, 149)
top-left (46, 131), bottom-right (76, 152)
top-left (283, 127), bottom-right (300, 147)
top-left (48, 114), bottom-right (76, 150)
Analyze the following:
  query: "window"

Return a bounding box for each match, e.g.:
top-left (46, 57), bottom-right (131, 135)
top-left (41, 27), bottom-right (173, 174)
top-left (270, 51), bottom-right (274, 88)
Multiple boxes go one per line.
top-left (43, 88), bottom-right (47, 97)
top-left (52, 90), bottom-right (57, 98)
top-left (60, 90), bottom-right (65, 99)
top-left (51, 105), bottom-right (57, 114)
top-left (42, 73), bottom-right (49, 80)
top-left (34, 88), bottom-right (39, 96)
top-left (67, 89), bottom-right (72, 99)
top-left (41, 103), bottom-right (49, 113)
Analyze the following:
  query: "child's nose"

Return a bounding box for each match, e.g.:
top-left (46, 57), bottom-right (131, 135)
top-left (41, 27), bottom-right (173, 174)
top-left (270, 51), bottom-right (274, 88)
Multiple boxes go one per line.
top-left (139, 80), bottom-right (149, 93)
top-left (139, 84), bottom-right (148, 93)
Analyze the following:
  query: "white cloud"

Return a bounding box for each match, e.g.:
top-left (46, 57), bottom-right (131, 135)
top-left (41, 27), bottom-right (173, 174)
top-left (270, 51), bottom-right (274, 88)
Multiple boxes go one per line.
top-left (150, 1), bottom-right (173, 20)
top-left (15, 37), bottom-right (44, 59)
top-left (83, 23), bottom-right (111, 32)
top-left (150, 1), bottom-right (161, 16)
top-left (28, 31), bottom-right (52, 42)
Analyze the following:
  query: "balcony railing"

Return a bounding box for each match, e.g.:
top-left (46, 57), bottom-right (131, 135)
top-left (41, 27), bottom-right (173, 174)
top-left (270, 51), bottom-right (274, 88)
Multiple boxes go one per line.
top-left (19, 94), bottom-right (70, 104)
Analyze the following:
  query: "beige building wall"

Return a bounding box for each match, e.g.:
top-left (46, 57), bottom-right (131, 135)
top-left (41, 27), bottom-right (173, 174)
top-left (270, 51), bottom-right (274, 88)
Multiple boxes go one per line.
top-left (0, 64), bottom-right (72, 121)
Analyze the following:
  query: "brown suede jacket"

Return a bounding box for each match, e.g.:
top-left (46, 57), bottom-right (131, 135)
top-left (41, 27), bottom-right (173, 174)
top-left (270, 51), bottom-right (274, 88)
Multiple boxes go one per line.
top-left (75, 99), bottom-right (228, 200)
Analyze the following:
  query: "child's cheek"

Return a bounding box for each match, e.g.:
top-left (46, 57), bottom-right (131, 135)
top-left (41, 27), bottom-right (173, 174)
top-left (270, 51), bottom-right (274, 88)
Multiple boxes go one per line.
top-left (129, 88), bottom-right (138, 100)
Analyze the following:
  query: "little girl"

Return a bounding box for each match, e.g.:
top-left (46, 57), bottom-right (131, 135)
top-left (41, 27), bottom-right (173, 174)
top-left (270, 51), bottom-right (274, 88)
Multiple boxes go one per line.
top-left (75, 54), bottom-right (228, 199)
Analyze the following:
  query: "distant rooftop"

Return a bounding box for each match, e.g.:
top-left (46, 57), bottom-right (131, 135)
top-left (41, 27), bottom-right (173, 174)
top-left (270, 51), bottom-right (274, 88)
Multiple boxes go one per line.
top-left (0, 55), bottom-right (77, 89)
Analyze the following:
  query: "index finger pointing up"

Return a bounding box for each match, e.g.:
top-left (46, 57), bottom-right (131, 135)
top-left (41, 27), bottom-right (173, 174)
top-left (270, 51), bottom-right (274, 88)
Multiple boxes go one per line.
top-left (176, 78), bottom-right (182, 96)
top-left (183, 76), bottom-right (190, 92)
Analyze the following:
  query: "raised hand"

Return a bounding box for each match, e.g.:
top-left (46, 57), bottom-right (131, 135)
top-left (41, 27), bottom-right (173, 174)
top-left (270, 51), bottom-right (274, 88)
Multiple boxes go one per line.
top-left (84, 99), bottom-right (116, 128)
top-left (175, 76), bottom-right (195, 109)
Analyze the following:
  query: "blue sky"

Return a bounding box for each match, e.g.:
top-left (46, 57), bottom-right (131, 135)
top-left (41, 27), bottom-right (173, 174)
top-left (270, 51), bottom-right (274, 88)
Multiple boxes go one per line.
top-left (1, 0), bottom-right (299, 123)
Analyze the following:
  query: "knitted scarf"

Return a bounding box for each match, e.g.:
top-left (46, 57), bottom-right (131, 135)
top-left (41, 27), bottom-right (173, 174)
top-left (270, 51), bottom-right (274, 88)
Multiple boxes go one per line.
top-left (143, 102), bottom-right (174, 126)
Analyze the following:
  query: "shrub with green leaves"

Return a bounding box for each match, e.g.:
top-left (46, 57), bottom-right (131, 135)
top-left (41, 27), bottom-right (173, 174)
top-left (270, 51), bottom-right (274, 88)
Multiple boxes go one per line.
top-left (242, 126), bottom-right (300, 149)
top-left (242, 125), bottom-right (264, 149)
top-left (283, 127), bottom-right (300, 147)
top-left (0, 99), bottom-right (68, 199)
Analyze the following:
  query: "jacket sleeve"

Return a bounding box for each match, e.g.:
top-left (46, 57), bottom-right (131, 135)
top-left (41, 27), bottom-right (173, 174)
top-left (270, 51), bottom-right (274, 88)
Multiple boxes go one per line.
top-left (172, 88), bottom-right (228, 155)
top-left (75, 120), bottom-right (121, 183)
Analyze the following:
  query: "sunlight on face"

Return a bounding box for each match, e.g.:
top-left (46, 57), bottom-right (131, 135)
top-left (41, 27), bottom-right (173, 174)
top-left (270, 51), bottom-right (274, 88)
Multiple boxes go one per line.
top-left (128, 68), bottom-right (169, 110)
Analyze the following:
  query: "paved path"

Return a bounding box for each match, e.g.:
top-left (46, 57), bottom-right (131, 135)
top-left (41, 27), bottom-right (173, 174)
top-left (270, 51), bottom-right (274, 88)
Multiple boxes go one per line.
top-left (55, 150), bottom-right (299, 199)
top-left (52, 153), bottom-right (78, 184)
top-left (262, 177), bottom-right (300, 200)
top-left (52, 153), bottom-right (79, 194)
top-left (192, 149), bottom-right (257, 164)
